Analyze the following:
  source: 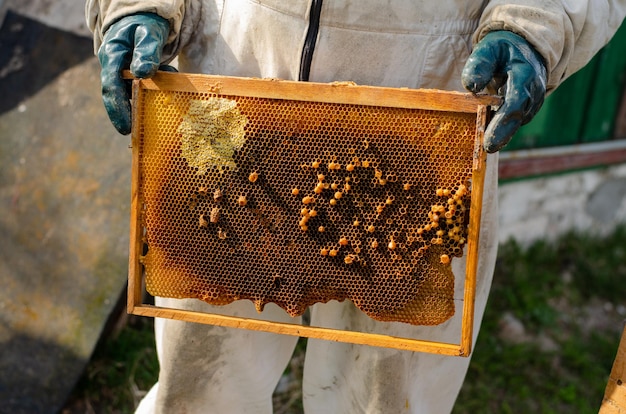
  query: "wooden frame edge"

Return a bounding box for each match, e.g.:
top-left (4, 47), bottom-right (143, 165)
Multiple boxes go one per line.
top-left (128, 80), bottom-right (144, 314)
top-left (458, 105), bottom-right (489, 356)
top-left (124, 70), bottom-right (500, 114)
top-left (126, 78), bottom-right (494, 356)
top-left (130, 304), bottom-right (466, 356)
top-left (600, 325), bottom-right (626, 412)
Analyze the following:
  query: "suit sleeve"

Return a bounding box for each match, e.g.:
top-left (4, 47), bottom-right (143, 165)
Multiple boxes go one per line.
top-left (475, 0), bottom-right (626, 91)
top-left (85, 0), bottom-right (199, 63)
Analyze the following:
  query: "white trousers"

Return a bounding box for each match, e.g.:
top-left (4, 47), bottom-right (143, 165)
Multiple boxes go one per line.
top-left (136, 156), bottom-right (499, 414)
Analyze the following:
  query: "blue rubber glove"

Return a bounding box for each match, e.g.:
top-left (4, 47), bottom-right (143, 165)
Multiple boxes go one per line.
top-left (98, 13), bottom-right (170, 135)
top-left (462, 31), bottom-right (547, 153)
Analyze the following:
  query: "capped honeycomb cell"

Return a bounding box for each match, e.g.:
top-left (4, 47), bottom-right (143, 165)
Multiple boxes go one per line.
top-left (131, 73), bottom-right (494, 327)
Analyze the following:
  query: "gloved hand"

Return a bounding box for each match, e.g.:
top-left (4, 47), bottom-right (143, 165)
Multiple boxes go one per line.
top-left (98, 13), bottom-right (170, 135)
top-left (462, 31), bottom-right (547, 153)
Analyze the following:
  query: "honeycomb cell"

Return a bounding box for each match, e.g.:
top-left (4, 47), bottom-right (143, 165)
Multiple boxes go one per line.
top-left (135, 83), bottom-right (480, 326)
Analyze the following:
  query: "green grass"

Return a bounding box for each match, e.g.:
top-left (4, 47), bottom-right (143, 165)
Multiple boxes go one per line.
top-left (64, 227), bottom-right (626, 413)
top-left (62, 318), bottom-right (159, 414)
top-left (454, 227), bottom-right (626, 413)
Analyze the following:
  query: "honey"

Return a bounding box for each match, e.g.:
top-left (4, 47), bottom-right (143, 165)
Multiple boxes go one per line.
top-left (132, 73), bottom-right (492, 326)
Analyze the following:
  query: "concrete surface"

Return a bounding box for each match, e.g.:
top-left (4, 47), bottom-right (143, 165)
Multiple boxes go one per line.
top-left (0, 3), bottom-right (130, 413)
top-left (0, 0), bottom-right (90, 37)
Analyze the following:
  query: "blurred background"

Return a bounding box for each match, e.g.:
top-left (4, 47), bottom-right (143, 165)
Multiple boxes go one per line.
top-left (0, 1), bottom-right (131, 413)
top-left (0, 1), bottom-right (625, 413)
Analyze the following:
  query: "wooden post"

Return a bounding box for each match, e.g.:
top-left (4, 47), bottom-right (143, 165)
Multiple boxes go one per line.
top-left (600, 324), bottom-right (626, 413)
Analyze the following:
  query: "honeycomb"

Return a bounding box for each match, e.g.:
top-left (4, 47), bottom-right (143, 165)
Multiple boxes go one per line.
top-left (134, 77), bottom-right (485, 326)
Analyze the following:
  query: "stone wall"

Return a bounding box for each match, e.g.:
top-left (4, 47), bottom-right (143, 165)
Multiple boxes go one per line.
top-left (498, 163), bottom-right (626, 245)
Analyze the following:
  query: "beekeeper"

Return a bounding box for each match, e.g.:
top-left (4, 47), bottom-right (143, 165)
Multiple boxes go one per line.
top-left (87, 1), bottom-right (625, 413)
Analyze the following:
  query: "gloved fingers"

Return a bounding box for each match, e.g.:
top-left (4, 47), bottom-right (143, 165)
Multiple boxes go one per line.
top-left (463, 31), bottom-right (547, 152)
top-left (97, 13), bottom-right (169, 135)
top-left (99, 36), bottom-right (134, 135)
top-left (483, 68), bottom-right (545, 153)
top-left (519, 71), bottom-right (546, 125)
top-left (483, 105), bottom-right (523, 154)
top-left (461, 43), bottom-right (502, 93)
top-left (102, 77), bottom-right (133, 135)
top-left (130, 18), bottom-right (169, 78)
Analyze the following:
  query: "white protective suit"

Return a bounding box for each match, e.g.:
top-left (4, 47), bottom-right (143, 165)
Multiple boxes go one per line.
top-left (86, 1), bottom-right (625, 413)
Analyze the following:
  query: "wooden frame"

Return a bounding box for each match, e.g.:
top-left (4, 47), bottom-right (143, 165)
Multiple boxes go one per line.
top-left (127, 71), bottom-right (499, 356)
top-left (600, 324), bottom-right (626, 412)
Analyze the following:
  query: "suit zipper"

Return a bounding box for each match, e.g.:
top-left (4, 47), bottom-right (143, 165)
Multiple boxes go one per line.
top-left (299, 0), bottom-right (323, 81)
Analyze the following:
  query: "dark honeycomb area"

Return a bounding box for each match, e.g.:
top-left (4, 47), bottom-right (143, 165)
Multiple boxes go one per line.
top-left (137, 88), bottom-right (478, 326)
